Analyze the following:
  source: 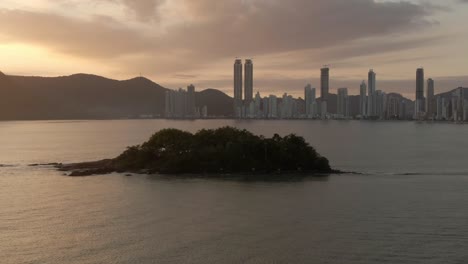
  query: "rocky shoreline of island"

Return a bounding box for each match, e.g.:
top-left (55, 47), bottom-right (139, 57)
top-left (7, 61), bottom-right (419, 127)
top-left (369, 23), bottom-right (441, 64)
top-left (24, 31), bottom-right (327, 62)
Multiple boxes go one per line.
top-left (56, 160), bottom-right (343, 177)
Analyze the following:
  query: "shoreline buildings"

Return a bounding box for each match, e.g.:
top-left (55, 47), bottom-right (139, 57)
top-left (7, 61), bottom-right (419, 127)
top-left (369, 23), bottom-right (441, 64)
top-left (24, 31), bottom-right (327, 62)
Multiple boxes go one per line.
top-left (163, 60), bottom-right (466, 122)
top-left (229, 60), bottom-right (468, 122)
top-left (337, 88), bottom-right (349, 118)
top-left (165, 84), bottom-right (208, 119)
top-left (414, 68), bottom-right (425, 119)
top-left (244, 59), bottom-right (254, 104)
top-left (233, 59), bottom-right (243, 118)
top-left (320, 67), bottom-right (330, 117)
top-left (233, 58), bottom-right (254, 118)
top-left (305, 84), bottom-right (317, 118)
top-left (360, 81), bottom-right (367, 117)
top-left (367, 69), bottom-right (376, 118)
top-left (426, 78), bottom-right (435, 119)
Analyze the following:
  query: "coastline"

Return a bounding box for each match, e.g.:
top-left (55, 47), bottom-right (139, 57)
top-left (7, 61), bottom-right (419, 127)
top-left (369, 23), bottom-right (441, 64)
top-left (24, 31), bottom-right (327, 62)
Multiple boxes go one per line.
top-left (55, 160), bottom-right (344, 177)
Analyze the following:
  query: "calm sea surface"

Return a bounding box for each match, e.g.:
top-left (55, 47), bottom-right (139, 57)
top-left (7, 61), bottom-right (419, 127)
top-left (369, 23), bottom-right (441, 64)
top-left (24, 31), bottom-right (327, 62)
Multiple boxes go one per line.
top-left (1, 120), bottom-right (468, 263)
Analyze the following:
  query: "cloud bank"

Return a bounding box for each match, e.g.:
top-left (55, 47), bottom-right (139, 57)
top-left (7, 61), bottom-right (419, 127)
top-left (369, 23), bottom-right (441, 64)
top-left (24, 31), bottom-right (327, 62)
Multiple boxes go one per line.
top-left (1, 0), bottom-right (464, 97)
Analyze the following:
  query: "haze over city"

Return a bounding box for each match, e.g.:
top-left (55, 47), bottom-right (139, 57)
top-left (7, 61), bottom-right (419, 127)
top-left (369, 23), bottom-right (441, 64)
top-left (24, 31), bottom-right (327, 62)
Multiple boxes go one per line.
top-left (1, 0), bottom-right (468, 98)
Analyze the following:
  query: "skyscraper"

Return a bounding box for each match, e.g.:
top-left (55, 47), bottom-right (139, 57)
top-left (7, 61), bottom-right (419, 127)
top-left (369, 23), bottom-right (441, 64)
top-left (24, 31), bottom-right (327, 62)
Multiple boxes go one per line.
top-left (304, 84), bottom-right (316, 118)
top-left (280, 93), bottom-right (294, 119)
top-left (375, 90), bottom-right (386, 119)
top-left (367, 70), bottom-right (376, 117)
top-left (262, 97), bottom-right (269, 118)
top-left (254, 91), bottom-right (262, 118)
top-left (359, 81), bottom-right (367, 117)
top-left (233, 59), bottom-right (243, 118)
top-left (436, 96), bottom-right (443, 120)
top-left (452, 87), bottom-right (465, 122)
top-left (320, 67), bottom-right (329, 117)
top-left (244, 59), bottom-right (253, 104)
top-left (268, 95), bottom-right (278, 118)
top-left (165, 88), bottom-right (190, 118)
top-left (415, 68), bottom-right (425, 115)
top-left (305, 84), bottom-right (311, 117)
top-left (320, 67), bottom-right (329, 101)
top-left (187, 84), bottom-right (196, 117)
top-left (416, 68), bottom-right (425, 101)
top-left (386, 96), bottom-right (400, 119)
top-left (426, 78), bottom-right (435, 119)
top-left (337, 88), bottom-right (349, 118)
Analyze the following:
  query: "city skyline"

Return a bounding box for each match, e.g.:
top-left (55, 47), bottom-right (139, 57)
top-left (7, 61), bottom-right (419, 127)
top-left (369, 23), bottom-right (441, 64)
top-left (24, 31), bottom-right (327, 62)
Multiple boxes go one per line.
top-left (0, 0), bottom-right (467, 98)
top-left (226, 57), bottom-right (467, 121)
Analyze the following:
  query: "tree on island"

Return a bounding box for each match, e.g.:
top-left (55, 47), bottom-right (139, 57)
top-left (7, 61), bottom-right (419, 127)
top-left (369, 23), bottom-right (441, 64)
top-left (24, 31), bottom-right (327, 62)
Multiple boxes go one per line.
top-left (59, 127), bottom-right (334, 176)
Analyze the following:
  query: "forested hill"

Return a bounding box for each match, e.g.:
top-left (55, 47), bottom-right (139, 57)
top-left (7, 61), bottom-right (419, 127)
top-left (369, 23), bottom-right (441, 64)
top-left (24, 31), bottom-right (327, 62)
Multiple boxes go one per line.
top-left (0, 73), bottom-right (233, 120)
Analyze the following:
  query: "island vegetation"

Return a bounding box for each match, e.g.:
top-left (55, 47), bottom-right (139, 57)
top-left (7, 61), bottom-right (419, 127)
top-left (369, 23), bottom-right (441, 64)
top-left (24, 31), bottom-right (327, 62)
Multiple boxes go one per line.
top-left (58, 127), bottom-right (337, 176)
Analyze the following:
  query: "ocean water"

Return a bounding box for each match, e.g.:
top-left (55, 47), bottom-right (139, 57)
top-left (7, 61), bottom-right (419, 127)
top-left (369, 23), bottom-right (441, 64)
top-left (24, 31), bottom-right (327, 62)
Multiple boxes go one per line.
top-left (1, 120), bottom-right (468, 263)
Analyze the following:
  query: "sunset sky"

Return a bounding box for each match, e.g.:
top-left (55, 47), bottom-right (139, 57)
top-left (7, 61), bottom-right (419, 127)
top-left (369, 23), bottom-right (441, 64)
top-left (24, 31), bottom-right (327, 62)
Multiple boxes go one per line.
top-left (1, 0), bottom-right (467, 98)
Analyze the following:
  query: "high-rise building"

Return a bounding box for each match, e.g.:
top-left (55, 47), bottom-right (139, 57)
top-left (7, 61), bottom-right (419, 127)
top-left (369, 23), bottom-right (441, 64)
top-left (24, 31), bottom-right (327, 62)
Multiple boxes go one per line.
top-left (416, 68), bottom-right (425, 101)
top-left (305, 84), bottom-right (312, 117)
top-left (375, 90), bottom-right (386, 119)
top-left (436, 96), bottom-right (443, 120)
top-left (426, 78), bottom-right (435, 119)
top-left (187, 84), bottom-right (196, 117)
top-left (248, 101), bottom-right (255, 119)
top-left (441, 97), bottom-right (448, 120)
top-left (387, 96), bottom-right (399, 119)
top-left (337, 88), bottom-right (349, 118)
top-left (359, 81), bottom-right (367, 117)
top-left (415, 68), bottom-right (425, 115)
top-left (320, 67), bottom-right (329, 102)
top-left (165, 88), bottom-right (188, 118)
top-left (367, 70), bottom-right (376, 117)
top-left (268, 95), bottom-right (278, 119)
top-left (244, 59), bottom-right (253, 104)
top-left (464, 99), bottom-right (468, 122)
top-left (452, 87), bottom-right (465, 122)
top-left (311, 101), bottom-right (318, 119)
top-left (319, 67), bottom-right (330, 118)
top-left (254, 91), bottom-right (262, 118)
top-left (280, 93), bottom-right (295, 119)
top-left (233, 59), bottom-right (243, 118)
top-left (262, 97), bottom-right (269, 118)
top-left (399, 100), bottom-right (408, 120)
top-left (304, 84), bottom-right (316, 118)
top-left (320, 101), bottom-right (328, 119)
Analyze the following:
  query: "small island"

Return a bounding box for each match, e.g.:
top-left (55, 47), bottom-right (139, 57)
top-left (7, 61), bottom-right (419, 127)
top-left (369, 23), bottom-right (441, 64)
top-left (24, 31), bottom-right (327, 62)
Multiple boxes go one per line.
top-left (57, 127), bottom-right (338, 177)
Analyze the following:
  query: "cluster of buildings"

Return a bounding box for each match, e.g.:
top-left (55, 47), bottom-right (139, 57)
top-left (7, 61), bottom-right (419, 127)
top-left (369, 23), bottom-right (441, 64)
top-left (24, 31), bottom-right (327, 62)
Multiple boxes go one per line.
top-left (165, 84), bottom-right (208, 119)
top-left (302, 67), bottom-right (392, 120)
top-left (356, 69), bottom-right (401, 120)
top-left (322, 67), bottom-right (467, 121)
top-left (435, 87), bottom-right (467, 121)
top-left (411, 68), bottom-right (467, 121)
top-left (164, 58), bottom-right (467, 122)
top-left (232, 58), bottom-right (468, 122)
top-left (234, 58), bottom-right (308, 119)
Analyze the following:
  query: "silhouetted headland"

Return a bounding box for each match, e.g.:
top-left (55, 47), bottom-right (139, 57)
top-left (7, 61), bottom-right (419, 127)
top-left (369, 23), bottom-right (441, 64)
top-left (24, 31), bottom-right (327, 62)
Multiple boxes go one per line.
top-left (57, 127), bottom-right (339, 177)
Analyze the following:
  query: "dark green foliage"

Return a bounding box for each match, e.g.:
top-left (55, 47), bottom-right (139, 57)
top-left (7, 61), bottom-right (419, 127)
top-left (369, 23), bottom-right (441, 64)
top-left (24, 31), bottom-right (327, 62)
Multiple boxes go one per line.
top-left (114, 127), bottom-right (332, 174)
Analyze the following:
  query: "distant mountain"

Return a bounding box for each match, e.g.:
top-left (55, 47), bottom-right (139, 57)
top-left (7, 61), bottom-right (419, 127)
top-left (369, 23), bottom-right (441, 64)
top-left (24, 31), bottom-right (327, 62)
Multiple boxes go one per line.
top-left (0, 73), bottom-right (233, 120)
top-left (196, 89), bottom-right (233, 117)
top-left (435, 87), bottom-right (468, 100)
